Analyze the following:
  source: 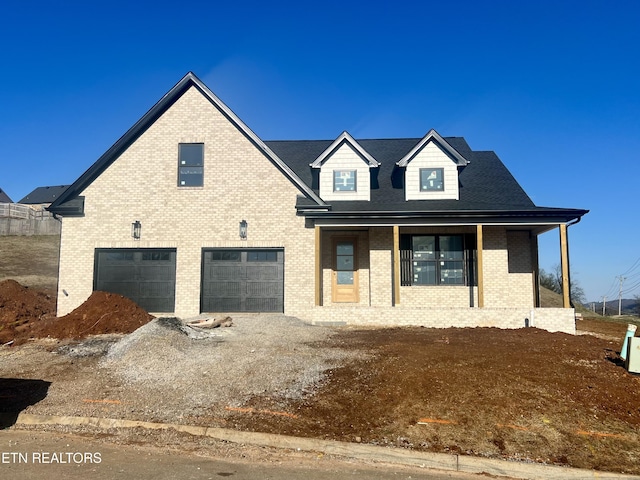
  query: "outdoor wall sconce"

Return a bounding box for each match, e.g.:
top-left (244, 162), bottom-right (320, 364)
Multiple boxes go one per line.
top-left (239, 220), bottom-right (247, 240)
top-left (132, 220), bottom-right (141, 240)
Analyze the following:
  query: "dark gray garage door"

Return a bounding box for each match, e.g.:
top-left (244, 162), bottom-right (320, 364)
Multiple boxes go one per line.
top-left (201, 249), bottom-right (284, 312)
top-left (94, 248), bottom-right (176, 313)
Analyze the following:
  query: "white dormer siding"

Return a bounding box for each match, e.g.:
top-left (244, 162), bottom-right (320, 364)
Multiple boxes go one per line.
top-left (405, 142), bottom-right (459, 200)
top-left (319, 143), bottom-right (371, 201)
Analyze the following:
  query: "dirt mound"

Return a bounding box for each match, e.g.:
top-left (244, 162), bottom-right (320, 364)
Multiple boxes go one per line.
top-left (0, 280), bottom-right (153, 345)
top-left (0, 280), bottom-right (56, 344)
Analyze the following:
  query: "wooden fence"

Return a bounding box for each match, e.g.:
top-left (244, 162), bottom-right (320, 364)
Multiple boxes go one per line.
top-left (0, 203), bottom-right (54, 219)
top-left (0, 203), bottom-right (60, 235)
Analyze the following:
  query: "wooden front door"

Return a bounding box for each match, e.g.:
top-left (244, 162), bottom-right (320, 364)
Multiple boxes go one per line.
top-left (332, 238), bottom-right (359, 303)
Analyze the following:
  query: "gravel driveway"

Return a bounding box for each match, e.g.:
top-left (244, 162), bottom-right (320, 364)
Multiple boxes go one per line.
top-left (2, 314), bottom-right (362, 426)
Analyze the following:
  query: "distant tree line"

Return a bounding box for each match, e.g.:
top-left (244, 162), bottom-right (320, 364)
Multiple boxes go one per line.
top-left (539, 264), bottom-right (586, 306)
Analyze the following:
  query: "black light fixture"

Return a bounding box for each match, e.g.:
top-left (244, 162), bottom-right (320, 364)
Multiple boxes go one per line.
top-left (239, 219), bottom-right (247, 240)
top-left (132, 220), bottom-right (141, 240)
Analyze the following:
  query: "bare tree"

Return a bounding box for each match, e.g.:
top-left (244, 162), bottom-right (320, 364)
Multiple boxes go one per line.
top-left (539, 264), bottom-right (586, 306)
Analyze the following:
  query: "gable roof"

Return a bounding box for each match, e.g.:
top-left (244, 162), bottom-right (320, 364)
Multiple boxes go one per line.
top-left (0, 188), bottom-right (12, 203)
top-left (267, 137), bottom-right (588, 224)
top-left (309, 131), bottom-right (380, 168)
top-left (396, 129), bottom-right (469, 167)
top-left (49, 72), bottom-right (325, 214)
top-left (19, 185), bottom-right (69, 204)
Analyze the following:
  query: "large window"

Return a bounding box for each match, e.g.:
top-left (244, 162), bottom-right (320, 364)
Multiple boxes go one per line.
top-left (401, 234), bottom-right (471, 286)
top-left (178, 143), bottom-right (204, 187)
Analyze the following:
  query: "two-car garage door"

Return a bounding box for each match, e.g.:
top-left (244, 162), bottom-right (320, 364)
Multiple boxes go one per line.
top-left (94, 248), bottom-right (284, 313)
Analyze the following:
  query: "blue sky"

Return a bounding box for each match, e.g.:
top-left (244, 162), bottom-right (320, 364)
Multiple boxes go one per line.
top-left (1, 0), bottom-right (639, 303)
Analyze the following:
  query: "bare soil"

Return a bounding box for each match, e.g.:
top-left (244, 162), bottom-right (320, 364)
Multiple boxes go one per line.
top-left (0, 280), bottom-right (152, 345)
top-left (228, 326), bottom-right (640, 474)
top-left (1, 238), bottom-right (639, 475)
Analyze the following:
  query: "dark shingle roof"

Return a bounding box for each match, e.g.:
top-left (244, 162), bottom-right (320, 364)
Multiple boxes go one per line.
top-left (19, 185), bottom-right (70, 204)
top-left (266, 137), bottom-right (535, 212)
top-left (0, 188), bottom-right (12, 203)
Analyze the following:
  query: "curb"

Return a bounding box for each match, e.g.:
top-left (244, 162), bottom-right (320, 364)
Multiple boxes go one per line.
top-left (14, 413), bottom-right (640, 480)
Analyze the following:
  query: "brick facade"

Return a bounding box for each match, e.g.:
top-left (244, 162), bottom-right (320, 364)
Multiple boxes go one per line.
top-left (57, 86), bottom-right (315, 318)
top-left (54, 75), bottom-right (577, 335)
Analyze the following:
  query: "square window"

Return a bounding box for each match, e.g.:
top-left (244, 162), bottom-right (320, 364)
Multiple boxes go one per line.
top-left (401, 234), bottom-right (466, 286)
top-left (178, 143), bottom-right (203, 187)
top-left (333, 170), bottom-right (356, 191)
top-left (420, 168), bottom-right (444, 191)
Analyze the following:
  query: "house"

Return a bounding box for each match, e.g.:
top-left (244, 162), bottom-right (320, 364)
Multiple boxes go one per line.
top-left (0, 188), bottom-right (12, 204)
top-left (19, 185), bottom-right (70, 210)
top-left (48, 73), bottom-right (588, 333)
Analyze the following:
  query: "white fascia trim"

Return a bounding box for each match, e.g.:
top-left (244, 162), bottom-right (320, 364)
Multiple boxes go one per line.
top-left (309, 131), bottom-right (380, 168)
top-left (396, 129), bottom-right (469, 167)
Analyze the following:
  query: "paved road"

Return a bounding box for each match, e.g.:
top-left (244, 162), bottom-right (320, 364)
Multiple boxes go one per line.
top-left (0, 429), bottom-right (490, 480)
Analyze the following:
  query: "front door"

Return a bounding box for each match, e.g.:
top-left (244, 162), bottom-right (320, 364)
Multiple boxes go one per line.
top-left (332, 238), bottom-right (359, 303)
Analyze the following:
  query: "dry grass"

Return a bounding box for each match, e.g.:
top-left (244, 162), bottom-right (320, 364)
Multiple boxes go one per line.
top-left (0, 235), bottom-right (59, 291)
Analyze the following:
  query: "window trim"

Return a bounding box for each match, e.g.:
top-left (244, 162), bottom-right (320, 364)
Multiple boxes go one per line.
top-left (419, 167), bottom-right (444, 192)
top-left (400, 234), bottom-right (475, 286)
top-left (333, 169), bottom-right (357, 192)
top-left (178, 143), bottom-right (204, 187)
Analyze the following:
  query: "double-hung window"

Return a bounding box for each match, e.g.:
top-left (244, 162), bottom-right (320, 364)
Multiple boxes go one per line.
top-left (401, 234), bottom-right (469, 286)
top-left (178, 143), bottom-right (204, 187)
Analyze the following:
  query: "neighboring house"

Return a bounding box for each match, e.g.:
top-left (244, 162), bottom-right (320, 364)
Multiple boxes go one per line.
top-left (19, 185), bottom-right (70, 210)
top-left (48, 73), bottom-right (588, 333)
top-left (0, 188), bottom-right (12, 204)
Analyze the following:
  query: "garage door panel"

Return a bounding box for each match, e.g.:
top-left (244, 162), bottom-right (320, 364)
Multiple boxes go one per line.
top-left (201, 249), bottom-right (283, 313)
top-left (100, 266), bottom-right (136, 282)
top-left (138, 265), bottom-right (174, 281)
top-left (205, 281), bottom-right (242, 296)
top-left (203, 297), bottom-right (241, 312)
top-left (95, 249), bottom-right (176, 313)
top-left (209, 265), bottom-right (245, 280)
top-left (138, 282), bottom-right (173, 297)
top-left (246, 298), bottom-right (279, 311)
top-left (246, 265), bottom-right (281, 280)
top-left (246, 281), bottom-right (281, 296)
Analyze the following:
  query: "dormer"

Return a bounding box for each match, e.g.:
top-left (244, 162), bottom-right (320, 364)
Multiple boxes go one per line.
top-left (396, 129), bottom-right (469, 201)
top-left (310, 131), bottom-right (380, 201)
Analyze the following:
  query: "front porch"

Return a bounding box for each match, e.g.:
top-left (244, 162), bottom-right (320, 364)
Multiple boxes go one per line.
top-left (310, 223), bottom-right (576, 333)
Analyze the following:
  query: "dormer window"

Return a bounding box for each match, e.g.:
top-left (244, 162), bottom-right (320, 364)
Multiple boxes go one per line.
top-left (420, 168), bottom-right (444, 191)
top-left (310, 132), bottom-right (379, 201)
top-left (334, 170), bottom-right (357, 192)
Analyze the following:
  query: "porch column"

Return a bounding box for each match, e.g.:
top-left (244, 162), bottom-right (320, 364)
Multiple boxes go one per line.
top-left (393, 225), bottom-right (400, 305)
top-left (477, 224), bottom-right (484, 308)
top-left (531, 233), bottom-right (540, 307)
top-left (315, 225), bottom-right (322, 306)
top-left (559, 223), bottom-right (570, 308)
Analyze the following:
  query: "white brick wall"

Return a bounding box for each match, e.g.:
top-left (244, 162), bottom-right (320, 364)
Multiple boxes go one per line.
top-left (309, 306), bottom-right (576, 334)
top-left (57, 86), bottom-right (315, 318)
